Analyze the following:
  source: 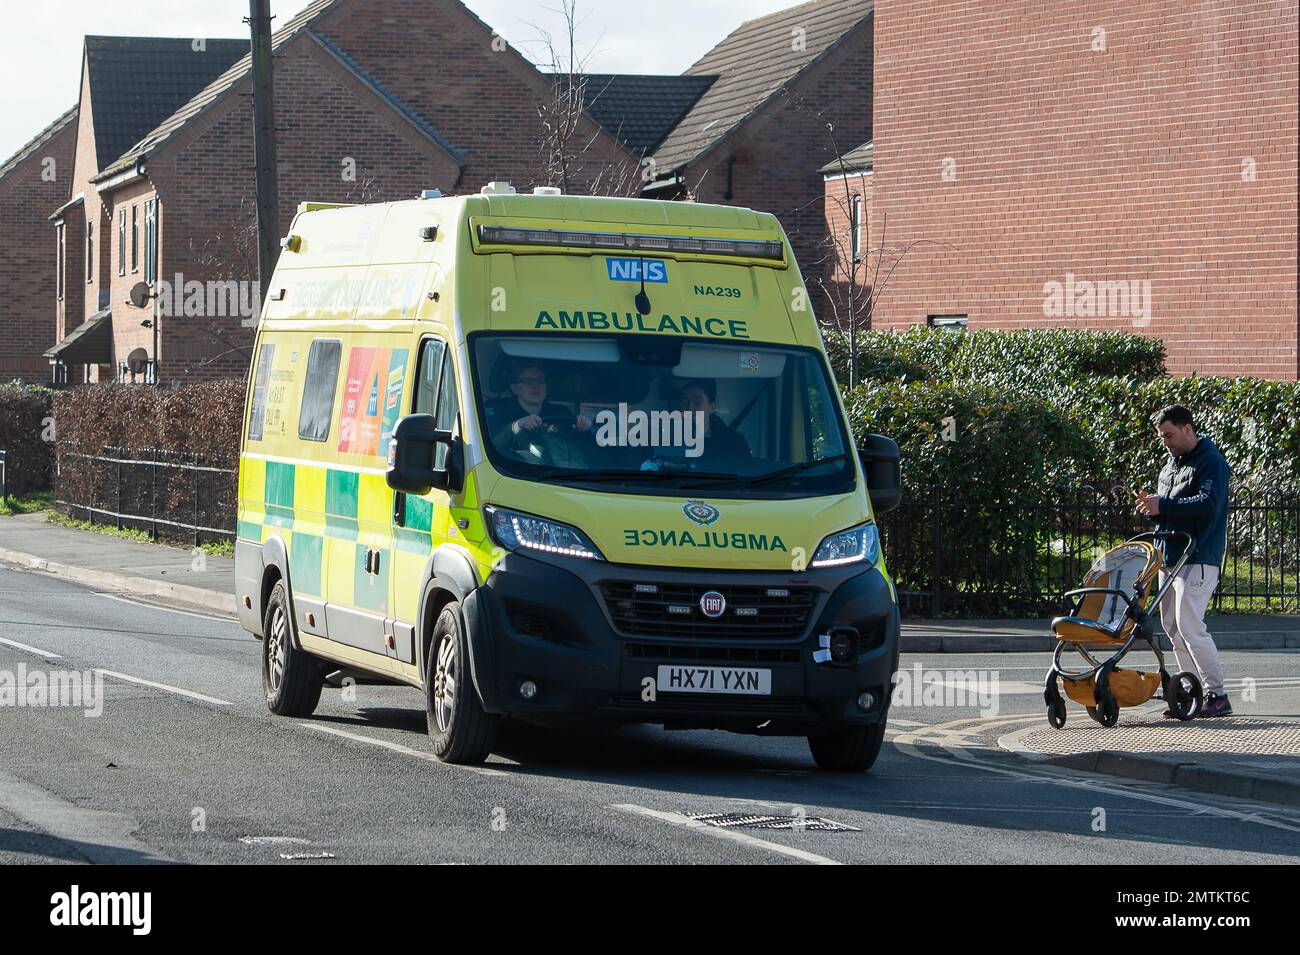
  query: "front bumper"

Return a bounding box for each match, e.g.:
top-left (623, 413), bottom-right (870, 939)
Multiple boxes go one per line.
top-left (461, 551), bottom-right (900, 734)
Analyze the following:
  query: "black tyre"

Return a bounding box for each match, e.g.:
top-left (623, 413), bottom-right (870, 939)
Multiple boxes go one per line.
top-left (262, 580), bottom-right (325, 716)
top-left (808, 720), bottom-right (887, 772)
top-left (426, 602), bottom-right (497, 764)
top-left (1047, 697), bottom-right (1066, 729)
top-left (1086, 705), bottom-right (1102, 724)
top-left (1096, 695), bottom-right (1120, 728)
top-left (1169, 671), bottom-right (1203, 721)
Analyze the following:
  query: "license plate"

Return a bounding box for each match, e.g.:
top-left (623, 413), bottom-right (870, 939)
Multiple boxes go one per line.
top-left (656, 665), bottom-right (771, 695)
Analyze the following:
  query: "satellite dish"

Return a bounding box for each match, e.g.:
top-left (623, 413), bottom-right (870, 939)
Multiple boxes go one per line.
top-left (128, 281), bottom-right (152, 308)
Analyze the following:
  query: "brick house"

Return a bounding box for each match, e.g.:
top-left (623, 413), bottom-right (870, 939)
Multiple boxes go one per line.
top-left (645, 0), bottom-right (875, 313)
top-left (45, 0), bottom-right (639, 384)
top-left (820, 140), bottom-right (873, 335)
top-left (47, 36), bottom-right (250, 384)
top-left (867, 0), bottom-right (1299, 379)
top-left (0, 106), bottom-right (78, 383)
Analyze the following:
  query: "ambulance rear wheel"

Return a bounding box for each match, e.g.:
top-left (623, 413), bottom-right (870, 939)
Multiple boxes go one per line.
top-left (426, 602), bottom-right (497, 764)
top-left (808, 720), bottom-right (886, 772)
top-left (262, 580), bottom-right (325, 717)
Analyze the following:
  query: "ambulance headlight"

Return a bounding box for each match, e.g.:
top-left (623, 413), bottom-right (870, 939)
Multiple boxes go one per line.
top-left (811, 523), bottom-right (879, 568)
top-left (485, 506), bottom-right (604, 561)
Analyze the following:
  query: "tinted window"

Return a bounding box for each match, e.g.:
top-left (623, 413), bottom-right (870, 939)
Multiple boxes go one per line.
top-left (247, 343), bottom-right (275, 441)
top-left (299, 340), bottom-right (341, 442)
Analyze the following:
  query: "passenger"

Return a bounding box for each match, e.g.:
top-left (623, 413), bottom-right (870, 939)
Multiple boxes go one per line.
top-left (486, 360), bottom-right (591, 449)
top-left (677, 379), bottom-right (751, 459)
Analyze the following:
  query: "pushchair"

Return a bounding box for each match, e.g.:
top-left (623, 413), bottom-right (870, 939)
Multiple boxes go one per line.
top-left (1044, 530), bottom-right (1203, 728)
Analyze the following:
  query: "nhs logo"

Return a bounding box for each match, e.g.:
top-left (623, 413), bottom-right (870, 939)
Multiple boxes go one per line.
top-left (606, 257), bottom-right (668, 283)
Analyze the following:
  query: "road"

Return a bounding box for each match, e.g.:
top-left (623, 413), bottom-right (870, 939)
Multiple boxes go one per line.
top-left (2, 564), bottom-right (1299, 865)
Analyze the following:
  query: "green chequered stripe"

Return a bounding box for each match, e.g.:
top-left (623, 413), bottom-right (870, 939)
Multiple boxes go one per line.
top-left (326, 469), bottom-right (360, 540)
top-left (249, 460), bottom-right (435, 599)
top-left (265, 461), bottom-right (295, 527)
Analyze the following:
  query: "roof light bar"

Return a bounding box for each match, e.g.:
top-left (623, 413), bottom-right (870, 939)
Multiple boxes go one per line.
top-left (477, 225), bottom-right (784, 260)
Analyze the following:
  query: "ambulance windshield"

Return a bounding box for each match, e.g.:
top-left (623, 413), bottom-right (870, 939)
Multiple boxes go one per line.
top-left (469, 333), bottom-right (854, 498)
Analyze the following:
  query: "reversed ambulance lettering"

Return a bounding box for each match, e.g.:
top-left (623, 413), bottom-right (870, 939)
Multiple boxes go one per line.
top-left (623, 529), bottom-right (788, 552)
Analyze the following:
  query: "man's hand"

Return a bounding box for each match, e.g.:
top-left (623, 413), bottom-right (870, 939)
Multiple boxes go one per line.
top-left (575, 414), bottom-right (592, 432)
top-left (512, 414), bottom-right (544, 434)
top-left (1135, 491), bottom-right (1161, 517)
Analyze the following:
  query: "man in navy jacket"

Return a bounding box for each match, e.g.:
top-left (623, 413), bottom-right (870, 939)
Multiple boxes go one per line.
top-left (1136, 405), bottom-right (1232, 716)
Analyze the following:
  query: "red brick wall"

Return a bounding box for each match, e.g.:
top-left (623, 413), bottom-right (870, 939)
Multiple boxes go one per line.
top-left (680, 14), bottom-right (874, 314)
top-left (121, 36), bottom-right (465, 382)
top-left (0, 115), bottom-right (77, 383)
top-left (822, 167), bottom-right (874, 331)
top-left (872, 0), bottom-right (1300, 379)
top-left (315, 0), bottom-right (638, 196)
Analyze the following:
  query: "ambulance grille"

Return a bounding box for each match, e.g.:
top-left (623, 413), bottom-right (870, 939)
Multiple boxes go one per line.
top-left (600, 582), bottom-right (817, 639)
top-left (624, 644), bottom-right (801, 664)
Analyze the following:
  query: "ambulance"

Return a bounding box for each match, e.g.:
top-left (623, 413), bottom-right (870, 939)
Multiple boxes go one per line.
top-left (235, 183), bottom-right (902, 771)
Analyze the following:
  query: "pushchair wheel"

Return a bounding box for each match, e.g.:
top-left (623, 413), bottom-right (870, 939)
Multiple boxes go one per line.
top-left (1095, 695), bottom-right (1120, 727)
top-left (1168, 671), bottom-right (1203, 721)
top-left (1086, 705), bottom-right (1102, 724)
top-left (1047, 697), bottom-right (1066, 729)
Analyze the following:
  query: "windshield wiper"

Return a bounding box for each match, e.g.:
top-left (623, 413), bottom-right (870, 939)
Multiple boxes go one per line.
top-left (732, 454), bottom-right (851, 489)
top-left (528, 467), bottom-right (741, 485)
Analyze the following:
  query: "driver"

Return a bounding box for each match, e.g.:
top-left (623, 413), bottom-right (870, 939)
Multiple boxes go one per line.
top-left (486, 359), bottom-right (591, 449)
top-left (677, 379), bottom-right (751, 459)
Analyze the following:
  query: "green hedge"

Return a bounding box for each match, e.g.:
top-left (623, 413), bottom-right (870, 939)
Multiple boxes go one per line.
top-left (826, 326), bottom-right (1167, 387)
top-left (0, 384), bottom-right (55, 496)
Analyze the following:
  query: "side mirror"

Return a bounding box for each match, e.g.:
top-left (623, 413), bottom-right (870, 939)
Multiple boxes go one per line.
top-left (858, 433), bottom-right (902, 514)
top-left (386, 414), bottom-right (463, 496)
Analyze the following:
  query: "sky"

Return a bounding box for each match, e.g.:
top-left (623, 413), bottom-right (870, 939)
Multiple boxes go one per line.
top-left (0, 0), bottom-right (808, 161)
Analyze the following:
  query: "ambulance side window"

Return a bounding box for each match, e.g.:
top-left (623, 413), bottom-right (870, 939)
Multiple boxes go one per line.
top-left (413, 339), bottom-right (445, 416)
top-left (414, 338), bottom-right (458, 469)
top-left (247, 342), bottom-right (274, 441)
top-left (299, 339), bottom-right (342, 442)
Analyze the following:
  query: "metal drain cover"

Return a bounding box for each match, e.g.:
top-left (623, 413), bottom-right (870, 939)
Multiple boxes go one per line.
top-left (685, 812), bottom-right (860, 832)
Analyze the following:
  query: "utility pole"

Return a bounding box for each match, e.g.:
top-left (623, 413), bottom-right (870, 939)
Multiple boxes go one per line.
top-left (247, 0), bottom-right (279, 304)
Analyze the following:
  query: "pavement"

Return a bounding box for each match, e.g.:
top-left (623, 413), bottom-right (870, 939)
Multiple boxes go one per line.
top-left (2, 509), bottom-right (1299, 819)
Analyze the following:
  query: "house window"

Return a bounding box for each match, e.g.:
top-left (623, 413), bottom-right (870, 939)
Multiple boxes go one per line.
top-left (86, 221), bottom-right (93, 283)
top-left (851, 194), bottom-right (862, 264)
top-left (144, 199), bottom-right (158, 285)
top-left (118, 209), bottom-right (126, 276)
top-left (56, 224), bottom-right (65, 301)
top-left (928, 314), bottom-right (968, 331)
top-left (131, 205), bottom-right (139, 272)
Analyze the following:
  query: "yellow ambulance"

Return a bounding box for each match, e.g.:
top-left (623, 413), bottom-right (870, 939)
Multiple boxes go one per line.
top-left (235, 183), bottom-right (902, 771)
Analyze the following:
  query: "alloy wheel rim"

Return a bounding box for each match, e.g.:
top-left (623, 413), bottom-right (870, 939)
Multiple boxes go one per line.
top-left (433, 634), bottom-right (456, 733)
top-left (267, 606), bottom-right (287, 694)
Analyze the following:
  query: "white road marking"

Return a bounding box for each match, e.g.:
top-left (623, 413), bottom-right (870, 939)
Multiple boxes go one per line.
top-left (92, 591), bottom-right (235, 624)
top-left (97, 669), bottom-right (233, 706)
top-left (612, 803), bottom-right (844, 865)
top-left (0, 636), bottom-right (61, 658)
top-left (894, 715), bottom-right (1300, 836)
top-left (294, 721), bottom-right (509, 777)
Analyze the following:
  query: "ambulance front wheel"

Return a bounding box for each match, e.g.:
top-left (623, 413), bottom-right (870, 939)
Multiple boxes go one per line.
top-left (426, 602), bottom-right (498, 764)
top-left (262, 580), bottom-right (325, 717)
top-left (807, 720), bottom-right (886, 772)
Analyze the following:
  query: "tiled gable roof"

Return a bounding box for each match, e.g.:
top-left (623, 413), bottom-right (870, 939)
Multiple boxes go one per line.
top-left (651, 0), bottom-right (873, 175)
top-left (0, 105), bottom-right (78, 183)
top-left (575, 74), bottom-right (717, 155)
top-left (84, 36), bottom-right (248, 170)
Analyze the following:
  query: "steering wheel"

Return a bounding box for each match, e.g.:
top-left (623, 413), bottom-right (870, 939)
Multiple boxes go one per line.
top-left (511, 414), bottom-right (590, 468)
